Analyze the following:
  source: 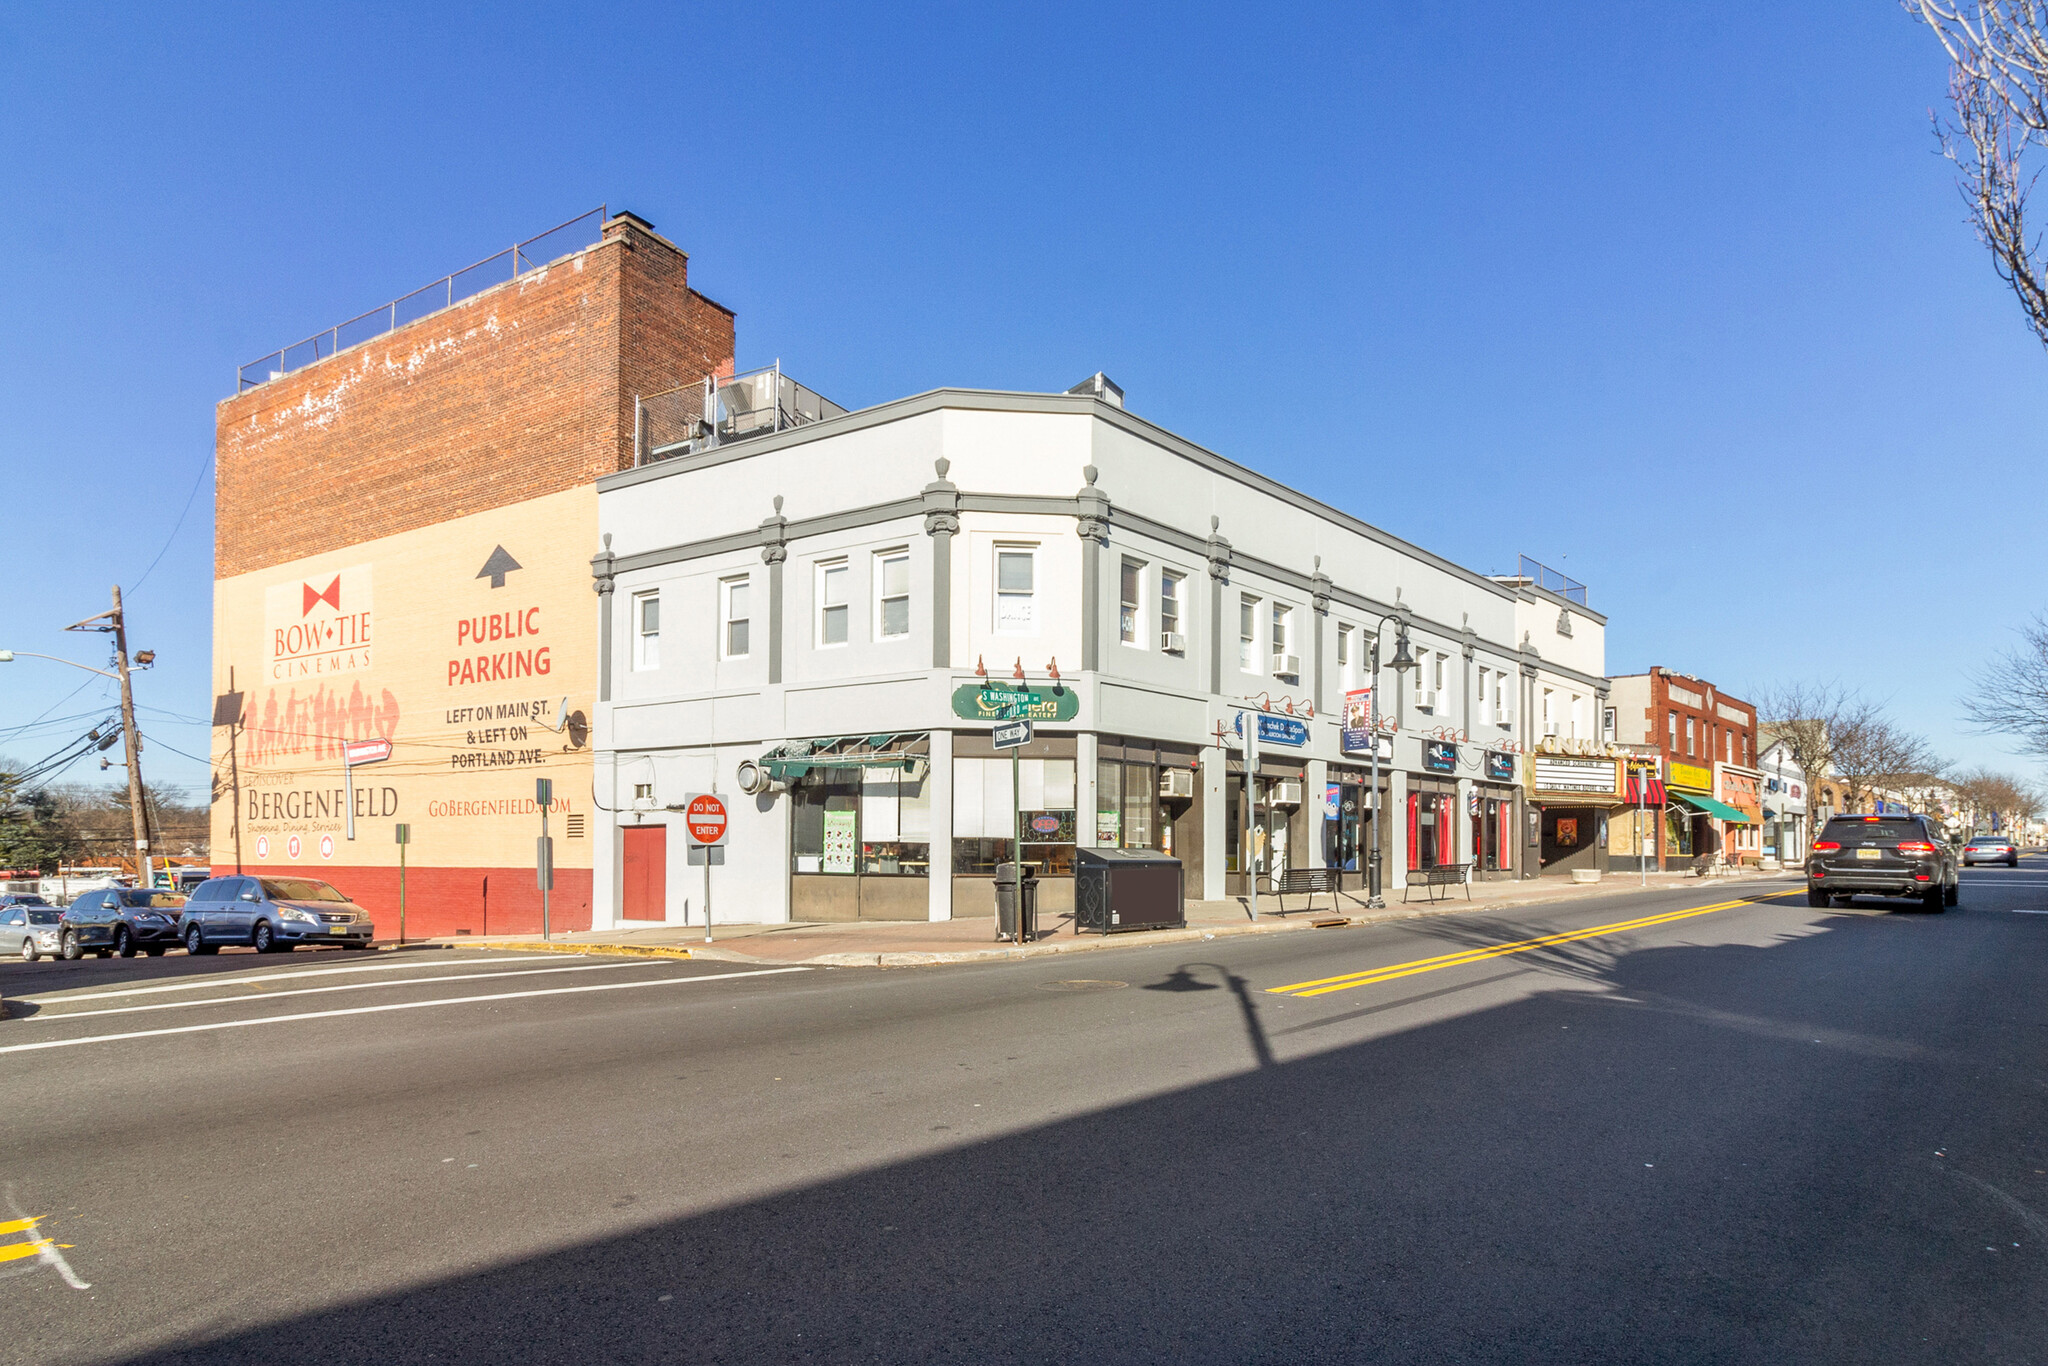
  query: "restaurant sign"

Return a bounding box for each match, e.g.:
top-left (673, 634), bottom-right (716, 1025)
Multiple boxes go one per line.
top-left (1668, 760), bottom-right (1712, 792)
top-left (951, 683), bottom-right (1080, 723)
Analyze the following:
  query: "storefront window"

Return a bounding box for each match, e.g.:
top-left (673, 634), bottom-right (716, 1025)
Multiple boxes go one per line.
top-left (953, 757), bottom-right (1076, 875)
top-left (1665, 807), bottom-right (1694, 857)
top-left (791, 767), bottom-right (931, 876)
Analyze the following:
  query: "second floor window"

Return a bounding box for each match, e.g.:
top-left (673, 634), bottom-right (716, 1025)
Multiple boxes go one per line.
top-left (722, 578), bottom-right (750, 658)
top-left (995, 548), bottom-right (1035, 633)
top-left (819, 562), bottom-right (850, 646)
top-left (1271, 603), bottom-right (1294, 673)
top-left (876, 552), bottom-right (910, 639)
top-left (633, 591), bottom-right (659, 670)
top-left (1239, 594), bottom-right (1260, 672)
top-left (1120, 558), bottom-right (1143, 645)
top-left (1160, 570), bottom-right (1184, 648)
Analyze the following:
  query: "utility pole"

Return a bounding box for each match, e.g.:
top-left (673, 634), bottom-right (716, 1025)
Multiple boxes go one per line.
top-left (67, 587), bottom-right (153, 887)
top-left (110, 587), bottom-right (150, 888)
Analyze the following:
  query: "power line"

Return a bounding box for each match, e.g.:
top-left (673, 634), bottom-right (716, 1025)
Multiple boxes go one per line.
top-left (129, 448), bottom-right (214, 597)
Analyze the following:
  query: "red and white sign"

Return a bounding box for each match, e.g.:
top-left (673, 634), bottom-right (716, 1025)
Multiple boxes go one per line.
top-left (682, 792), bottom-right (729, 847)
top-left (343, 737), bottom-right (393, 767)
top-left (319, 835), bottom-right (335, 860)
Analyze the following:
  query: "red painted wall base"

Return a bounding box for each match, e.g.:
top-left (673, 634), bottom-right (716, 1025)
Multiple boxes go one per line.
top-left (215, 864), bottom-right (593, 939)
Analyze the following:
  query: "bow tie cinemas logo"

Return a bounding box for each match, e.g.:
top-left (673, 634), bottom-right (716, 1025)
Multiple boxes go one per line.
top-left (265, 565), bottom-right (374, 681)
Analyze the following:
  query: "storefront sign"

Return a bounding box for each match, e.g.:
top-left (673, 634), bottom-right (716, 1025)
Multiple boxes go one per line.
top-left (951, 683), bottom-right (1079, 723)
top-left (1668, 760), bottom-right (1712, 792)
top-left (1485, 751), bottom-right (1516, 782)
top-left (1235, 712), bottom-right (1309, 747)
top-left (1531, 755), bottom-right (1622, 800)
top-left (821, 809), bottom-right (857, 873)
top-left (1423, 741), bottom-right (1458, 774)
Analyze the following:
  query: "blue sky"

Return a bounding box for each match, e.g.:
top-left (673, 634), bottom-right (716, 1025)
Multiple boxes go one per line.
top-left (2, 1), bottom-right (2043, 797)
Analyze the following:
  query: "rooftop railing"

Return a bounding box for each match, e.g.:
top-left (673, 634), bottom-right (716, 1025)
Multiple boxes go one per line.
top-left (1513, 554), bottom-right (1587, 606)
top-left (235, 206), bottom-right (608, 392)
top-left (636, 362), bottom-right (848, 464)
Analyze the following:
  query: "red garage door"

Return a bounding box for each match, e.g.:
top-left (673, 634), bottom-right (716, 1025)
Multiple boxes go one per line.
top-left (622, 825), bottom-right (667, 922)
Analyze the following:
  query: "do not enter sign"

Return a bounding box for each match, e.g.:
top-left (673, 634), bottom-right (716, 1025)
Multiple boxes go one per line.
top-left (682, 792), bottom-right (730, 847)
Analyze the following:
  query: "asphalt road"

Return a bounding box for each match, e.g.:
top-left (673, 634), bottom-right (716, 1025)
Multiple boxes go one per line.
top-left (4, 865), bottom-right (2047, 1364)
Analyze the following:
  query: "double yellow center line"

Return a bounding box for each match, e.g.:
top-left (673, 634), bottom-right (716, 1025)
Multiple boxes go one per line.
top-left (1266, 891), bottom-right (1798, 999)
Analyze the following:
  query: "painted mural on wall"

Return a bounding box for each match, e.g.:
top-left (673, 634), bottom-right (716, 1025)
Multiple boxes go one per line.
top-left (212, 487), bottom-right (597, 874)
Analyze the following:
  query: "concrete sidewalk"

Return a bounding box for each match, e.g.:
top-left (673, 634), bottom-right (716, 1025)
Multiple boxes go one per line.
top-left (438, 868), bottom-right (1800, 968)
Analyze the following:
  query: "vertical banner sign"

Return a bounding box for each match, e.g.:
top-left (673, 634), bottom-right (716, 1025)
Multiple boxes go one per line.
top-left (1342, 688), bottom-right (1373, 754)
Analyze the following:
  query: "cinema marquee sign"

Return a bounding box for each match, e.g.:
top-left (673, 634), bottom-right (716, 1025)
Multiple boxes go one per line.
top-left (1529, 755), bottom-right (1623, 802)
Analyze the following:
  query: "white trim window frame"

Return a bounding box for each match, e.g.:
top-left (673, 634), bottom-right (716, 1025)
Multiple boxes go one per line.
top-left (632, 590), bottom-right (660, 671)
top-left (1119, 556), bottom-right (1145, 647)
top-left (874, 549), bottom-right (911, 641)
top-left (994, 544), bottom-right (1037, 636)
top-left (1159, 568), bottom-right (1184, 651)
top-left (817, 559), bottom-right (851, 648)
top-left (1337, 624), bottom-right (1353, 691)
top-left (720, 575), bottom-right (751, 659)
top-left (1239, 593), bottom-right (1262, 674)
top-left (1271, 602), bottom-right (1295, 677)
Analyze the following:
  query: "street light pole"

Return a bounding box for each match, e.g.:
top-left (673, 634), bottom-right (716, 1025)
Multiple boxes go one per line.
top-left (1364, 613), bottom-right (1417, 910)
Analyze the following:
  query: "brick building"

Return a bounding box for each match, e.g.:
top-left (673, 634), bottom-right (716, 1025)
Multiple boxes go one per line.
top-left (1606, 668), bottom-right (1761, 869)
top-left (210, 210), bottom-right (735, 936)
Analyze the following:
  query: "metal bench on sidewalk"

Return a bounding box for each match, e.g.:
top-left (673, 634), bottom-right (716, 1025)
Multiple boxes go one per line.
top-left (1402, 862), bottom-right (1472, 904)
top-left (1274, 868), bottom-right (1341, 915)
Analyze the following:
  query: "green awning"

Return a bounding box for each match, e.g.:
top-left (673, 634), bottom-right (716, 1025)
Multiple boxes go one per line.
top-left (1670, 790), bottom-right (1752, 824)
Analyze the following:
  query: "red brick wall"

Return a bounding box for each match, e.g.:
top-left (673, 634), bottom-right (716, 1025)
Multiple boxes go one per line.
top-left (1648, 670), bottom-right (1758, 770)
top-left (215, 215), bottom-right (735, 579)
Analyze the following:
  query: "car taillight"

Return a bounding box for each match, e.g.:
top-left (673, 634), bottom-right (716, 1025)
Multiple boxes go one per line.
top-left (1897, 841), bottom-right (1937, 855)
top-left (1813, 841), bottom-right (1840, 852)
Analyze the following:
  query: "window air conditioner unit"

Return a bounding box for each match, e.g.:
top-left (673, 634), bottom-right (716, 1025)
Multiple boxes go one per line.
top-left (1159, 767), bottom-right (1196, 799)
top-left (1271, 653), bottom-right (1301, 678)
top-left (1272, 778), bottom-right (1304, 806)
top-left (1161, 631), bottom-right (1187, 654)
top-left (631, 795), bottom-right (658, 812)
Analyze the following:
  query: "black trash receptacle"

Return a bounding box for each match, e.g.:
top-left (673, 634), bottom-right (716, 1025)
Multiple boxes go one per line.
top-left (1074, 848), bottom-right (1184, 934)
top-left (995, 862), bottom-right (1038, 943)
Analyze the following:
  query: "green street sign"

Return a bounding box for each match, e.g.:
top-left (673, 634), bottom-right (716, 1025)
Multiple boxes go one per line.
top-left (951, 682), bottom-right (1079, 723)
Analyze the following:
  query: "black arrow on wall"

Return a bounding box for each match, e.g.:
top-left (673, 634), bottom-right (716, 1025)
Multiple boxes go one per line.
top-left (476, 545), bottom-right (523, 589)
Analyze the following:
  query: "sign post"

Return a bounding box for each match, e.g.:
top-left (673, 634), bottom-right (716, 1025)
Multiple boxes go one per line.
top-left (993, 717), bottom-right (1032, 937)
top-left (535, 777), bottom-right (554, 941)
top-left (341, 737), bottom-right (393, 841)
top-left (394, 823), bottom-right (411, 943)
top-left (683, 792), bottom-right (730, 945)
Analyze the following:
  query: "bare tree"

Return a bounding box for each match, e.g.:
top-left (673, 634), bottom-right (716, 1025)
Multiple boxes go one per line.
top-left (1949, 766), bottom-right (2047, 832)
top-left (1760, 684), bottom-right (1946, 834)
top-left (1910, 3), bottom-right (2048, 347)
top-left (1963, 611), bottom-right (2048, 756)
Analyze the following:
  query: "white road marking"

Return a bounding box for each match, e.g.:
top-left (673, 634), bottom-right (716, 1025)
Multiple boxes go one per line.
top-left (2008, 909), bottom-right (2048, 915)
top-left (18, 959), bottom-right (667, 1023)
top-left (16, 953), bottom-right (566, 1004)
top-left (2, 1190), bottom-right (87, 1291)
top-left (0, 967), bottom-right (810, 1055)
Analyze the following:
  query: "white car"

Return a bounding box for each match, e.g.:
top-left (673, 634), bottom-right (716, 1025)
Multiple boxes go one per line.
top-left (0, 898), bottom-right (64, 961)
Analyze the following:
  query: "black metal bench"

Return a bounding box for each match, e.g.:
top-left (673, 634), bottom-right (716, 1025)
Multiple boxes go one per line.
top-left (1403, 862), bottom-right (1472, 903)
top-left (1274, 867), bottom-right (1341, 915)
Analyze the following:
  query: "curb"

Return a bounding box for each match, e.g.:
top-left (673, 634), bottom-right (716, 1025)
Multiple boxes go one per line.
top-left (474, 941), bottom-right (696, 961)
top-left (436, 871), bottom-right (1799, 972)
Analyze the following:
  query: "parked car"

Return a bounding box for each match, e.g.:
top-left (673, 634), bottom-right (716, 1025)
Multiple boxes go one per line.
top-left (1806, 813), bottom-right (1958, 910)
top-left (59, 888), bottom-right (190, 959)
top-left (1963, 835), bottom-right (2020, 867)
top-left (0, 899), bottom-right (64, 961)
top-left (176, 876), bottom-right (374, 955)
top-left (172, 867), bottom-right (211, 893)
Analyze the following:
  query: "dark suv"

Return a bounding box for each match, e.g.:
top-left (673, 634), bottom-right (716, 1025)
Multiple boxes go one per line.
top-left (1806, 814), bottom-right (1958, 910)
top-left (59, 888), bottom-right (190, 958)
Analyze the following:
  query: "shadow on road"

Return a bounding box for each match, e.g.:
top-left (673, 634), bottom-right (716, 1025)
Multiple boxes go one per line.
top-left (100, 903), bottom-right (2048, 1366)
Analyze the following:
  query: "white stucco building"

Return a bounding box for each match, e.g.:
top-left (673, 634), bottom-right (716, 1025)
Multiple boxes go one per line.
top-left (588, 377), bottom-right (1612, 928)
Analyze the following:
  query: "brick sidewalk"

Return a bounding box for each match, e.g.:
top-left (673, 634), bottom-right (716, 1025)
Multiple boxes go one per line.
top-left (434, 868), bottom-right (1798, 968)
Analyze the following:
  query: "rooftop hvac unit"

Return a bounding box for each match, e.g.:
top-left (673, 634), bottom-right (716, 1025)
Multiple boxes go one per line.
top-left (1159, 767), bottom-right (1196, 799)
top-left (1161, 631), bottom-right (1187, 654)
top-left (1271, 653), bottom-right (1301, 678)
top-left (1271, 778), bottom-right (1304, 806)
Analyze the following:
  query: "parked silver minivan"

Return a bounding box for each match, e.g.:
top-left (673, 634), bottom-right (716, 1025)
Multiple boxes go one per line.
top-left (176, 876), bottom-right (376, 954)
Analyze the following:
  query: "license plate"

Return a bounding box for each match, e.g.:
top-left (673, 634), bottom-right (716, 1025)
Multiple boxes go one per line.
top-left (1856, 848), bottom-right (1881, 860)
